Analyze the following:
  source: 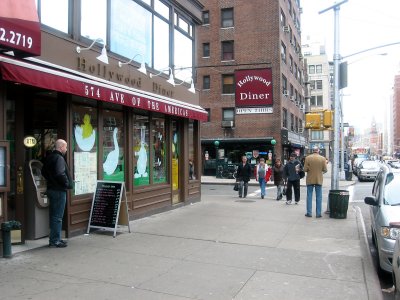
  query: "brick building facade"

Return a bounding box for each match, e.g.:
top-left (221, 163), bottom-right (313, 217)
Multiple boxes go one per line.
top-left (196, 0), bottom-right (307, 175)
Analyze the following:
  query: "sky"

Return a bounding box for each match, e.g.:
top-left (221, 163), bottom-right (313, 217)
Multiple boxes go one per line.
top-left (300, 0), bottom-right (400, 132)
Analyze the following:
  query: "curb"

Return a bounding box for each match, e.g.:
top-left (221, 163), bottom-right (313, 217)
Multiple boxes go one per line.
top-left (354, 205), bottom-right (384, 300)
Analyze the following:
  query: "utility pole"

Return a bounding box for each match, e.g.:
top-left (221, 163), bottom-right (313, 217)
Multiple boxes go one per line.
top-left (319, 0), bottom-right (348, 192)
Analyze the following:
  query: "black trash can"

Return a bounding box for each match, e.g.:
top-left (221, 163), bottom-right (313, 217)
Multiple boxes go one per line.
top-left (345, 171), bottom-right (352, 181)
top-left (329, 190), bottom-right (350, 219)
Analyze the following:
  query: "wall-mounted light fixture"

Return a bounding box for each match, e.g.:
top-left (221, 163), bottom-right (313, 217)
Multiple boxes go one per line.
top-left (176, 78), bottom-right (196, 93)
top-left (118, 53), bottom-right (147, 75)
top-left (76, 38), bottom-right (108, 64)
top-left (150, 67), bottom-right (175, 86)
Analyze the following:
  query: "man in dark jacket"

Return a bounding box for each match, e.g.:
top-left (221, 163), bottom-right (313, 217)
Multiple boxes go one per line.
top-left (283, 152), bottom-right (303, 205)
top-left (236, 155), bottom-right (252, 198)
top-left (42, 139), bottom-right (73, 248)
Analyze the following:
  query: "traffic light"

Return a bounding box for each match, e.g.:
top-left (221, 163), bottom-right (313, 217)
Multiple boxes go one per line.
top-left (323, 110), bottom-right (334, 128)
top-left (305, 113), bottom-right (321, 129)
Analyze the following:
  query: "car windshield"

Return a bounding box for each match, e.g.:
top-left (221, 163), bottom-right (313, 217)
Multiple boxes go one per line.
top-left (385, 174), bottom-right (400, 205)
top-left (360, 161), bottom-right (380, 169)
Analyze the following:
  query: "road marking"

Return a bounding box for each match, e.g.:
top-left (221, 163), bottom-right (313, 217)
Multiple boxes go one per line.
top-left (350, 199), bottom-right (365, 203)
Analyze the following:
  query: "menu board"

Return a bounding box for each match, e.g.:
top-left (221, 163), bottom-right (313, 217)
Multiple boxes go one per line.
top-left (87, 181), bottom-right (129, 237)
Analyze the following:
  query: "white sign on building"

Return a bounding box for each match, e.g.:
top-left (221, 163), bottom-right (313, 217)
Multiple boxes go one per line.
top-left (236, 107), bottom-right (273, 114)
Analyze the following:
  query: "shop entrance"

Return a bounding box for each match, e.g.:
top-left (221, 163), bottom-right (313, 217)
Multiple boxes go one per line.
top-left (171, 120), bottom-right (182, 204)
top-left (6, 86), bottom-right (60, 242)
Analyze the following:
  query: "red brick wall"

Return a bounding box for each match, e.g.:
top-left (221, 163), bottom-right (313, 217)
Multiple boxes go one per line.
top-left (196, 0), bottom-right (305, 156)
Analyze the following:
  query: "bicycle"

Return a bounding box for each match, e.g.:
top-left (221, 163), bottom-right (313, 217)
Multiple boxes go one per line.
top-left (221, 165), bottom-right (238, 179)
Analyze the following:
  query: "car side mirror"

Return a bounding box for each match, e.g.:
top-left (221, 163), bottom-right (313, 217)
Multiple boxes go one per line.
top-left (364, 196), bottom-right (379, 206)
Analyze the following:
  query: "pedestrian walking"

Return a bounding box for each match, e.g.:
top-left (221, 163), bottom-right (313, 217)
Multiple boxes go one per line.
top-left (283, 152), bottom-right (303, 205)
top-left (303, 146), bottom-right (328, 218)
top-left (42, 139), bottom-right (73, 248)
top-left (272, 158), bottom-right (285, 200)
top-left (236, 155), bottom-right (252, 198)
top-left (255, 158), bottom-right (271, 199)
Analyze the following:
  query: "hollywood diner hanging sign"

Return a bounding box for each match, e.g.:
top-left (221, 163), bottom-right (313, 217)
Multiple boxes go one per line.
top-left (235, 68), bottom-right (273, 107)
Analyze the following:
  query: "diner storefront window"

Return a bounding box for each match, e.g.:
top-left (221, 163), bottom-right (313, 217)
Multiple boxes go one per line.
top-left (110, 0), bottom-right (153, 67)
top-left (81, 0), bottom-right (107, 41)
top-left (152, 116), bottom-right (167, 183)
top-left (72, 103), bottom-right (98, 195)
top-left (39, 0), bottom-right (69, 33)
top-left (102, 110), bottom-right (124, 181)
top-left (133, 114), bottom-right (150, 186)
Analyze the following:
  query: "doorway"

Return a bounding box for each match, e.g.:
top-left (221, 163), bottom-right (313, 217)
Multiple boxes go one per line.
top-left (6, 86), bottom-right (59, 242)
top-left (171, 120), bottom-right (182, 204)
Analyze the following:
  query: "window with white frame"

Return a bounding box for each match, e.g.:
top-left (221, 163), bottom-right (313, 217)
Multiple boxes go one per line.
top-left (282, 108), bottom-right (288, 128)
top-left (222, 74), bottom-right (235, 94)
top-left (202, 11), bottom-right (210, 25)
top-left (221, 40), bottom-right (234, 60)
top-left (281, 42), bottom-right (287, 63)
top-left (221, 8), bottom-right (234, 27)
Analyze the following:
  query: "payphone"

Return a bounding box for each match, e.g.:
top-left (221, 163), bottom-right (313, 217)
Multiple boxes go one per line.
top-left (24, 160), bottom-right (49, 239)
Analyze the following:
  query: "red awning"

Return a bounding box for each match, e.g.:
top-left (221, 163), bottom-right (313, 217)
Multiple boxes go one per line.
top-left (0, 0), bottom-right (41, 57)
top-left (0, 56), bottom-right (208, 121)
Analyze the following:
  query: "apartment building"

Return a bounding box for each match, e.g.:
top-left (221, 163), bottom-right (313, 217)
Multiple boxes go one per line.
top-left (196, 0), bottom-right (307, 174)
top-left (302, 50), bottom-right (333, 159)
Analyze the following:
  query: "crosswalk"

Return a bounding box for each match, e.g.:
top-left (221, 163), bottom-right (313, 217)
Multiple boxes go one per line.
top-left (247, 185), bottom-right (363, 203)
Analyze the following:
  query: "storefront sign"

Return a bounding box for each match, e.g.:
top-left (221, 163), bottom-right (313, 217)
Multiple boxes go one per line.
top-left (0, 57), bottom-right (208, 121)
top-left (236, 107), bottom-right (273, 114)
top-left (23, 136), bottom-right (37, 148)
top-left (0, 0), bottom-right (41, 57)
top-left (235, 69), bottom-right (273, 107)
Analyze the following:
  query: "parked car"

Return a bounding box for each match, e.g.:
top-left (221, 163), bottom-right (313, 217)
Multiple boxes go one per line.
top-left (364, 164), bottom-right (400, 273)
top-left (392, 225), bottom-right (400, 293)
top-left (352, 157), bottom-right (367, 176)
top-left (357, 160), bottom-right (381, 181)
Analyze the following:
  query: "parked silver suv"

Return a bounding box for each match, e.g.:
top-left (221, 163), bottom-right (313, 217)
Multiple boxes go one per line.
top-left (364, 164), bottom-right (400, 273)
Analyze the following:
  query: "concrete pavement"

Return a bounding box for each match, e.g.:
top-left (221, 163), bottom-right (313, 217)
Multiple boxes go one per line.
top-left (0, 166), bottom-right (383, 300)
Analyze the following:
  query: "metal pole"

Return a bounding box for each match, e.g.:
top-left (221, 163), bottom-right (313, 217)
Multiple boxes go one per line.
top-left (319, 0), bottom-right (348, 213)
top-left (340, 93), bottom-right (345, 180)
top-left (331, 4), bottom-right (341, 190)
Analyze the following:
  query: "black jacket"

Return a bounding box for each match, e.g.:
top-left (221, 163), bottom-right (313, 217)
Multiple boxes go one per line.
top-left (283, 159), bottom-right (303, 182)
top-left (42, 150), bottom-right (73, 191)
top-left (237, 163), bottom-right (252, 182)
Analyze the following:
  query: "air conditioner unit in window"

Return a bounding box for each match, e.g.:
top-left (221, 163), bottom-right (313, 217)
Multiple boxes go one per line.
top-left (300, 104), bottom-right (305, 111)
top-left (290, 96), bottom-right (295, 101)
top-left (221, 120), bottom-right (234, 128)
top-left (283, 90), bottom-right (289, 97)
top-left (298, 53), bottom-right (303, 59)
top-left (283, 25), bottom-right (290, 33)
top-left (298, 127), bottom-right (304, 134)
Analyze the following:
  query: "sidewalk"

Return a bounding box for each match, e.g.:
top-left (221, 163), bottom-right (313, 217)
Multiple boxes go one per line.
top-left (0, 167), bottom-right (382, 300)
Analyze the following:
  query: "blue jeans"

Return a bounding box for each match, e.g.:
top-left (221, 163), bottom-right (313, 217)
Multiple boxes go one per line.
top-left (258, 178), bottom-right (266, 196)
top-left (47, 189), bottom-right (67, 245)
top-left (306, 184), bottom-right (322, 216)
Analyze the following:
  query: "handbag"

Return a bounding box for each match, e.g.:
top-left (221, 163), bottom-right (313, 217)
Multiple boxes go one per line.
top-left (233, 182), bottom-right (239, 191)
top-left (299, 170), bottom-right (305, 179)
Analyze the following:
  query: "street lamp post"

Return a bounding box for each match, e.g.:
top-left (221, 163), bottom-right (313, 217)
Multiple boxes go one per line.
top-left (214, 140), bottom-right (220, 178)
top-left (271, 139), bottom-right (277, 167)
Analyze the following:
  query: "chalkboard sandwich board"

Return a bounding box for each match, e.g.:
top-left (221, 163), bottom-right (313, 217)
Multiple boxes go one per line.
top-left (87, 181), bottom-right (130, 237)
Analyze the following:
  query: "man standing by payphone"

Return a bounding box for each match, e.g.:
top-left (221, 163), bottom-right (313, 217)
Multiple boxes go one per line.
top-left (42, 139), bottom-right (73, 248)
